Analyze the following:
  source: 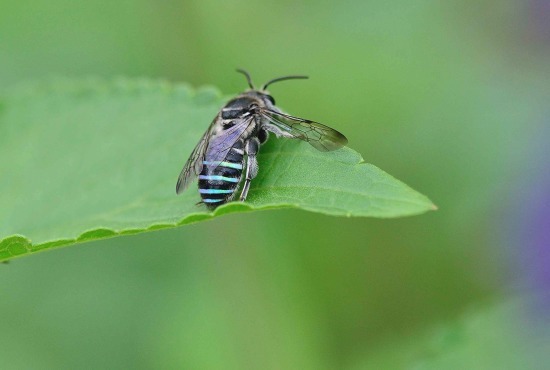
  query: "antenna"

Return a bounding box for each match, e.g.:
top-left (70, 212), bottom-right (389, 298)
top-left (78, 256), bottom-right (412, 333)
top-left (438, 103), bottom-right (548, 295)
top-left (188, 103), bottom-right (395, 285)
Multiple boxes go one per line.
top-left (236, 69), bottom-right (255, 89)
top-left (262, 75), bottom-right (308, 90)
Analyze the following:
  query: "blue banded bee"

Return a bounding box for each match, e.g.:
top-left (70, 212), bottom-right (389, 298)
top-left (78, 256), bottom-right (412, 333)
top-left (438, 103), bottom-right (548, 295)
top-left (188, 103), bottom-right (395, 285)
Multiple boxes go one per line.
top-left (176, 69), bottom-right (348, 209)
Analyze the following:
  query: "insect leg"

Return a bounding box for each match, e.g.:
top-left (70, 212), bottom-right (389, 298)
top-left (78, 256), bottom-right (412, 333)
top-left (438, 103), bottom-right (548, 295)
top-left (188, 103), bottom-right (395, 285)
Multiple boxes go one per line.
top-left (262, 122), bottom-right (294, 139)
top-left (258, 128), bottom-right (269, 144)
top-left (240, 137), bottom-right (260, 201)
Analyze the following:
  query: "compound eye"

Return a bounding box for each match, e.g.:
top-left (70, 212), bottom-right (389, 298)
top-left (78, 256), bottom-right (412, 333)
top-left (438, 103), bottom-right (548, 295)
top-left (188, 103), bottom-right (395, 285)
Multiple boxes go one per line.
top-left (266, 95), bottom-right (276, 105)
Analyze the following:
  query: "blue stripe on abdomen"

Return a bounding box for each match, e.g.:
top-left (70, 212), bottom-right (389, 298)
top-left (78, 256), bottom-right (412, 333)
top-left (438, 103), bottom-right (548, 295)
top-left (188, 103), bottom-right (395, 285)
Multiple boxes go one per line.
top-left (198, 175), bottom-right (239, 183)
top-left (202, 198), bottom-right (224, 203)
top-left (199, 149), bottom-right (243, 208)
top-left (203, 160), bottom-right (243, 170)
top-left (199, 188), bottom-right (234, 194)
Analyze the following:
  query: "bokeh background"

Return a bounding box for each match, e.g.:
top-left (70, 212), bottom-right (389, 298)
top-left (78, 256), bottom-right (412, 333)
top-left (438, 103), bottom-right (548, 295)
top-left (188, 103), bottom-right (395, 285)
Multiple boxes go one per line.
top-left (1, 0), bottom-right (549, 368)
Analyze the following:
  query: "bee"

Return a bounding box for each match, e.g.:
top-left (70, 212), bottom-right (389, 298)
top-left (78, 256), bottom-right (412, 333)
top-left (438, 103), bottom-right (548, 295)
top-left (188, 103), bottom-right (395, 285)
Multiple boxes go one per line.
top-left (176, 69), bottom-right (348, 209)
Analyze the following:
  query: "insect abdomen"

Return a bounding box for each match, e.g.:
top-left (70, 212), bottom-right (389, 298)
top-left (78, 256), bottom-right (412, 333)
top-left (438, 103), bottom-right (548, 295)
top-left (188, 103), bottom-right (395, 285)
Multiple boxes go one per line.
top-left (198, 142), bottom-right (244, 209)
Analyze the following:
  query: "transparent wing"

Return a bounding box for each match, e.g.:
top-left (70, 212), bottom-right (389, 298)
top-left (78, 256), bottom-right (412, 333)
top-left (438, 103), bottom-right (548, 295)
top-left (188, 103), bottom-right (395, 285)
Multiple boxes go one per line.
top-left (176, 115), bottom-right (256, 194)
top-left (175, 118), bottom-right (215, 194)
top-left (203, 115), bottom-right (255, 171)
top-left (260, 109), bottom-right (348, 151)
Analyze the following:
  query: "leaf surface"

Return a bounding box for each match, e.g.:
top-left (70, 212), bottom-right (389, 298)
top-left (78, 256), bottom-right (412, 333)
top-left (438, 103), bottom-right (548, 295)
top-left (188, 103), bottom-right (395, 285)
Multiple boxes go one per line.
top-left (0, 78), bottom-right (435, 261)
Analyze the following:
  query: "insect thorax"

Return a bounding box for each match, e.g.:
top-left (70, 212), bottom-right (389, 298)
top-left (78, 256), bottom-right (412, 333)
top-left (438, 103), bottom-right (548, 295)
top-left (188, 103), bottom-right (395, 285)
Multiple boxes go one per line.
top-left (221, 92), bottom-right (274, 119)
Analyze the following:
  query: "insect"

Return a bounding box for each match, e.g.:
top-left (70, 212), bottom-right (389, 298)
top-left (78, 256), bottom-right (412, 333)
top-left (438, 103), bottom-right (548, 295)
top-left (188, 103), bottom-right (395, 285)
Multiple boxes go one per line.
top-left (176, 69), bottom-right (348, 209)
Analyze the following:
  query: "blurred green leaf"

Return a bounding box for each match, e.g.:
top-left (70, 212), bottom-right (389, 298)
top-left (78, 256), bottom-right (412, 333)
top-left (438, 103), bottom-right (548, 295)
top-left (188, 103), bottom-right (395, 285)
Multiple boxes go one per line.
top-left (0, 78), bottom-right (434, 261)
top-left (349, 298), bottom-right (549, 370)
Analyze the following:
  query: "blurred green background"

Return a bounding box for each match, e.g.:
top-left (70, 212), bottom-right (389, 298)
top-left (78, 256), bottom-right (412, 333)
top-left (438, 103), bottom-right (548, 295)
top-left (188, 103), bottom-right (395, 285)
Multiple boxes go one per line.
top-left (1, 0), bottom-right (549, 368)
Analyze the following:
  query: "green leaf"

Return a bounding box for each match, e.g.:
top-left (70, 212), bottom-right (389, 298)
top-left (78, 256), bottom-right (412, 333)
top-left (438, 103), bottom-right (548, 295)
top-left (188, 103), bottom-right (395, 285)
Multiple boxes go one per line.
top-left (349, 297), bottom-right (549, 370)
top-left (0, 78), bottom-right (435, 261)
